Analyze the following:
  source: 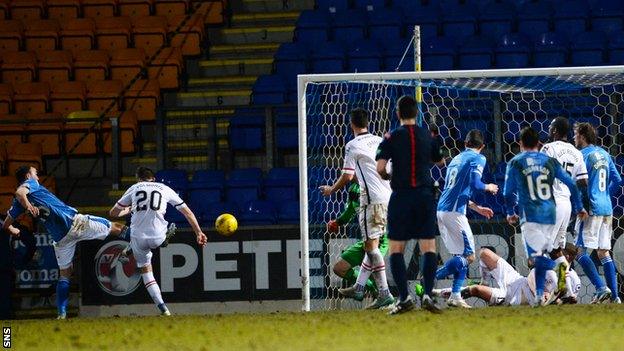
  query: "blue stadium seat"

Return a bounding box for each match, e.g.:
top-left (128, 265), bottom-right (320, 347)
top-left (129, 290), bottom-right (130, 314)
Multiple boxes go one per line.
top-left (495, 33), bottom-right (530, 68)
top-left (479, 1), bottom-right (515, 41)
top-left (226, 168), bottom-right (262, 208)
top-left (252, 75), bottom-right (287, 105)
top-left (368, 8), bottom-right (403, 42)
top-left (188, 189), bottom-right (222, 212)
top-left (265, 167), bottom-right (299, 202)
top-left (239, 200), bottom-right (277, 226)
top-left (275, 42), bottom-right (308, 80)
top-left (199, 201), bottom-right (239, 224)
top-left (277, 200), bottom-right (300, 224)
top-left (608, 31), bottom-right (624, 64)
top-left (229, 116), bottom-right (264, 151)
top-left (570, 31), bottom-right (607, 66)
top-left (311, 41), bottom-right (345, 73)
top-left (331, 10), bottom-right (367, 42)
top-left (347, 40), bottom-right (382, 72)
top-left (440, 3), bottom-right (477, 40)
top-left (401, 3), bottom-right (439, 39)
top-left (517, 1), bottom-right (552, 40)
top-left (354, 0), bottom-right (385, 11)
top-left (189, 169), bottom-right (225, 203)
top-left (533, 32), bottom-right (567, 67)
top-left (553, 0), bottom-right (588, 37)
top-left (295, 10), bottom-right (330, 45)
top-left (276, 115), bottom-right (298, 149)
top-left (458, 36), bottom-right (493, 69)
top-left (591, 0), bottom-right (624, 34)
top-left (381, 39), bottom-right (414, 71)
top-left (155, 169), bottom-right (188, 196)
top-left (317, 0), bottom-right (349, 12)
top-left (422, 36), bottom-right (456, 70)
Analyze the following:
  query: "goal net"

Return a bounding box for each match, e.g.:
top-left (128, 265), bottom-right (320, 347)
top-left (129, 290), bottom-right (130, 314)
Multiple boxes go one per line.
top-left (298, 67), bottom-right (624, 311)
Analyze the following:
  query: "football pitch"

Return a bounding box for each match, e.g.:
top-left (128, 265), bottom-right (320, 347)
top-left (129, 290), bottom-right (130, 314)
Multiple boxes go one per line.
top-left (6, 304), bottom-right (623, 351)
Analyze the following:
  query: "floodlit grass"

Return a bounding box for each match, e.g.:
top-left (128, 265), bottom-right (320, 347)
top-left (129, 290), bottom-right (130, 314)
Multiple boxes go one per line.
top-left (6, 304), bottom-right (624, 351)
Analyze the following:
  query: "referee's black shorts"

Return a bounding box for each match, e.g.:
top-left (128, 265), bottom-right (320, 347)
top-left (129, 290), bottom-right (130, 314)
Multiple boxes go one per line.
top-left (387, 187), bottom-right (436, 241)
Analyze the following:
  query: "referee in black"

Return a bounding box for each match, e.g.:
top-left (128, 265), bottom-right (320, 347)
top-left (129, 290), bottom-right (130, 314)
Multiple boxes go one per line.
top-left (376, 95), bottom-right (443, 314)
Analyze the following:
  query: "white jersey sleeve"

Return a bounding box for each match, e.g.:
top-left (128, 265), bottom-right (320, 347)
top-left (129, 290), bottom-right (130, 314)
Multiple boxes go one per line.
top-left (572, 151), bottom-right (588, 181)
top-left (165, 185), bottom-right (187, 210)
top-left (342, 141), bottom-right (356, 175)
top-left (116, 185), bottom-right (135, 207)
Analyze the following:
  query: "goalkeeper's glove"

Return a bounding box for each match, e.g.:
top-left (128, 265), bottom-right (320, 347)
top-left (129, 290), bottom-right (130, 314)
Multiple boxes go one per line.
top-left (327, 220), bottom-right (339, 233)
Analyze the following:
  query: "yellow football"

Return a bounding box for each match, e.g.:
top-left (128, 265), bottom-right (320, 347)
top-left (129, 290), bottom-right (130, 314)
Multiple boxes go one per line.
top-left (215, 213), bottom-right (238, 236)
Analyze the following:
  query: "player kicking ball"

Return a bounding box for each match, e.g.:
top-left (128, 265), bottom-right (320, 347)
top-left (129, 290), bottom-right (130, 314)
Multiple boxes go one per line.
top-left (320, 108), bottom-right (395, 310)
top-left (504, 127), bottom-right (587, 307)
top-left (327, 180), bottom-right (390, 303)
top-left (436, 129), bottom-right (499, 308)
top-left (2, 166), bottom-right (132, 319)
top-left (110, 167), bottom-right (207, 316)
top-left (430, 247), bottom-right (581, 306)
top-left (573, 123), bottom-right (622, 304)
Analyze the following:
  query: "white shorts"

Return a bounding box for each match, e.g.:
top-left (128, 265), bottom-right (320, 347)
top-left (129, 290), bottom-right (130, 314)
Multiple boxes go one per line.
top-left (574, 215), bottom-right (612, 250)
top-left (521, 222), bottom-right (556, 256)
top-left (551, 197), bottom-right (572, 250)
top-left (53, 214), bottom-right (111, 269)
top-left (488, 258), bottom-right (525, 305)
top-left (358, 203), bottom-right (387, 240)
top-left (437, 211), bottom-right (475, 256)
top-left (130, 235), bottom-right (166, 268)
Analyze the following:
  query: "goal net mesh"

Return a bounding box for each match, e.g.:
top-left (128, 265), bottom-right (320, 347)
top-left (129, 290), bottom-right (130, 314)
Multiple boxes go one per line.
top-left (303, 70), bottom-right (624, 310)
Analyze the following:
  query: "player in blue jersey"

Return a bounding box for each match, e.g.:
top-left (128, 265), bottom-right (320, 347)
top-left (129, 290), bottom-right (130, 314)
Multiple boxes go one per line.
top-left (1, 166), bottom-right (130, 319)
top-left (573, 123), bottom-right (622, 304)
top-left (504, 127), bottom-right (587, 307)
top-left (436, 129), bottom-right (499, 308)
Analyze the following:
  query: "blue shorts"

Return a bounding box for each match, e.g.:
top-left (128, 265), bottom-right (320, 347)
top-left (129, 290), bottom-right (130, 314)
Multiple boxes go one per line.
top-left (387, 187), bottom-right (436, 241)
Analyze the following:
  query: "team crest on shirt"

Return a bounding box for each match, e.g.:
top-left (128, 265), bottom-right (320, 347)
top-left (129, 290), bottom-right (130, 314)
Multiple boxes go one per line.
top-left (94, 241), bottom-right (141, 296)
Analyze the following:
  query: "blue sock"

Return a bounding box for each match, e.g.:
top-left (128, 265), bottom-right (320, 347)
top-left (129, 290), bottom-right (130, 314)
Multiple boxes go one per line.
top-left (119, 226), bottom-right (131, 241)
top-left (435, 255), bottom-right (462, 280)
top-left (452, 257), bottom-right (469, 295)
top-left (56, 277), bottom-right (70, 316)
top-left (534, 256), bottom-right (554, 298)
top-left (389, 253), bottom-right (409, 302)
top-left (577, 253), bottom-right (606, 290)
top-left (601, 256), bottom-right (618, 299)
top-left (422, 252), bottom-right (438, 296)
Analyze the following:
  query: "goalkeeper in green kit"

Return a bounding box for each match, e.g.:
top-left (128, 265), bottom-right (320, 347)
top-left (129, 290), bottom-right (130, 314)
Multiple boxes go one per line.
top-left (328, 181), bottom-right (390, 302)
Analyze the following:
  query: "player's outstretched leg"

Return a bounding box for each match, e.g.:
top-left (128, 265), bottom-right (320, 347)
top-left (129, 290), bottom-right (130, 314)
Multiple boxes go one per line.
top-left (575, 249), bottom-right (610, 303)
top-left (436, 255), bottom-right (472, 308)
top-left (598, 250), bottom-right (619, 303)
top-left (56, 273), bottom-right (71, 320)
top-left (533, 255), bottom-right (555, 306)
top-left (141, 265), bottom-right (169, 316)
top-left (365, 248), bottom-right (395, 309)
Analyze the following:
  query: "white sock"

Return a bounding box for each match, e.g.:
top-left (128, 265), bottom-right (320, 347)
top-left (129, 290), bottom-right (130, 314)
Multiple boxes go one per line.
top-left (355, 255), bottom-right (373, 291)
top-left (142, 271), bottom-right (164, 306)
top-left (368, 248), bottom-right (389, 296)
top-left (554, 255), bottom-right (568, 267)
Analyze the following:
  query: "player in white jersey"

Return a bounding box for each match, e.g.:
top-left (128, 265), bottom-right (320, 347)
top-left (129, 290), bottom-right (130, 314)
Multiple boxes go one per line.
top-left (540, 117), bottom-right (588, 274)
top-left (319, 108), bottom-right (394, 309)
top-left (109, 167), bottom-right (207, 315)
top-left (433, 247), bottom-right (581, 306)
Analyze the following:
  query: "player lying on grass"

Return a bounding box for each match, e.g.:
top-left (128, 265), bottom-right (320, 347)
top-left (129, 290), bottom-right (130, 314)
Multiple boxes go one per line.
top-left (430, 247), bottom-right (581, 307)
top-left (2, 166), bottom-right (131, 319)
top-left (110, 167), bottom-right (207, 316)
top-left (328, 180), bottom-right (390, 302)
top-left (435, 129), bottom-right (499, 308)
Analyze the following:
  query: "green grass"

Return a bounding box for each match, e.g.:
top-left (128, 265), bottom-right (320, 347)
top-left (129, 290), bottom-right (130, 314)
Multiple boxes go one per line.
top-left (6, 305), bottom-right (624, 351)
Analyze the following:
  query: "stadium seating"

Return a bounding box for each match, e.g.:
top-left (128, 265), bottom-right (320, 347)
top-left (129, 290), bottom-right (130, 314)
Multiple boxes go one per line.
top-left (264, 167), bottom-right (298, 203)
top-left (156, 168), bottom-right (188, 195)
top-left (422, 36), bottom-right (455, 71)
top-left (239, 200), bottom-right (277, 226)
top-left (274, 42), bottom-right (308, 81)
top-left (479, 1), bottom-right (515, 42)
top-left (277, 200), bottom-right (300, 224)
top-left (52, 80), bottom-right (88, 116)
top-left (295, 10), bottom-right (330, 45)
top-left (226, 168), bottom-right (262, 208)
top-left (517, 1), bottom-right (552, 39)
top-left (368, 8), bottom-right (402, 43)
top-left (495, 33), bottom-right (530, 69)
top-left (347, 40), bottom-right (382, 73)
top-left (553, 0), bottom-right (589, 37)
top-left (570, 31), bottom-right (607, 66)
top-left (533, 32), bottom-right (567, 68)
top-left (458, 36), bottom-right (493, 69)
top-left (229, 115), bottom-right (264, 151)
top-left (252, 75), bottom-right (286, 105)
top-left (331, 10), bottom-right (367, 43)
top-left (591, 1), bottom-right (624, 34)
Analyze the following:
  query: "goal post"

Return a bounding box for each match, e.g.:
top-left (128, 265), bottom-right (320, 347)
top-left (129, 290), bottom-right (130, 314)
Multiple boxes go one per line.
top-left (298, 66), bottom-right (624, 311)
